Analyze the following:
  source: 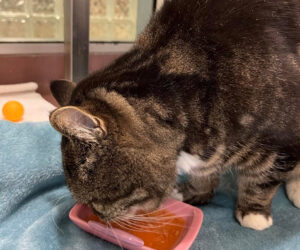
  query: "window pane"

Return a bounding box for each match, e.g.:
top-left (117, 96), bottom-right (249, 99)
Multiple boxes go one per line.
top-left (0, 0), bottom-right (153, 42)
top-left (90, 0), bottom-right (137, 42)
top-left (0, 0), bottom-right (63, 41)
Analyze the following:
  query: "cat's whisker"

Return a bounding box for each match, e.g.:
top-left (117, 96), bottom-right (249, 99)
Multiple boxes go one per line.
top-left (116, 219), bottom-right (163, 233)
top-left (52, 194), bottom-right (70, 206)
top-left (119, 216), bottom-right (188, 229)
top-left (110, 219), bottom-right (137, 231)
top-left (126, 219), bottom-right (187, 229)
top-left (113, 219), bottom-right (160, 233)
top-left (50, 194), bottom-right (72, 234)
top-left (123, 212), bottom-right (192, 220)
top-left (122, 213), bottom-right (195, 229)
top-left (125, 210), bottom-right (190, 218)
top-left (51, 209), bottom-right (67, 234)
top-left (120, 219), bottom-right (160, 230)
top-left (124, 218), bottom-right (190, 225)
top-left (129, 202), bottom-right (180, 217)
top-left (51, 214), bottom-right (64, 234)
top-left (124, 221), bottom-right (184, 231)
top-left (63, 203), bottom-right (75, 218)
top-left (49, 195), bottom-right (65, 204)
top-left (108, 221), bottom-right (124, 250)
top-left (122, 215), bottom-right (189, 224)
top-left (117, 217), bottom-right (161, 229)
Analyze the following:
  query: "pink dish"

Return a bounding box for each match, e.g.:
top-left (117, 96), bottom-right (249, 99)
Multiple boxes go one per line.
top-left (69, 198), bottom-right (203, 250)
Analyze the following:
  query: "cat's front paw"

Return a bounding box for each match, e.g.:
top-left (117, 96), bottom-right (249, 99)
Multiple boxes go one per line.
top-left (170, 188), bottom-right (184, 201)
top-left (236, 210), bottom-right (273, 231)
top-left (175, 175), bottom-right (217, 205)
top-left (183, 191), bottom-right (214, 205)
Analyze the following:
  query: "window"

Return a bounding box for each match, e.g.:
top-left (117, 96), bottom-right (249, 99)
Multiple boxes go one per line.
top-left (0, 0), bottom-right (154, 42)
top-left (0, 0), bottom-right (64, 41)
top-left (90, 0), bottom-right (138, 42)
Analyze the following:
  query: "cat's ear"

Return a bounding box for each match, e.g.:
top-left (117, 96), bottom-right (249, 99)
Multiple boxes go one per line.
top-left (50, 80), bottom-right (76, 106)
top-left (49, 106), bottom-right (106, 142)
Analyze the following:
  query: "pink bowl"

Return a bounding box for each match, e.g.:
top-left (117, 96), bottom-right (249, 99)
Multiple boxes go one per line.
top-left (69, 198), bottom-right (203, 250)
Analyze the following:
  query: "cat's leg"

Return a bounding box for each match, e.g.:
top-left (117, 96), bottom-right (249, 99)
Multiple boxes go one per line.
top-left (286, 163), bottom-right (300, 208)
top-left (176, 173), bottom-right (220, 205)
top-left (235, 153), bottom-right (281, 230)
top-left (172, 150), bottom-right (220, 204)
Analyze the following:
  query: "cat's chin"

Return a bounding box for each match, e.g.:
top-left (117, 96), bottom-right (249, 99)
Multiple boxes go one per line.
top-left (126, 198), bottom-right (162, 217)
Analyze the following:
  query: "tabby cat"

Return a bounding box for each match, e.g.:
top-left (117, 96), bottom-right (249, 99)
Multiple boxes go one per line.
top-left (50, 0), bottom-right (300, 230)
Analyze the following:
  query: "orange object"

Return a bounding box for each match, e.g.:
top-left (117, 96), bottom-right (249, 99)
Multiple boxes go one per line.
top-left (88, 209), bottom-right (185, 250)
top-left (2, 101), bottom-right (24, 122)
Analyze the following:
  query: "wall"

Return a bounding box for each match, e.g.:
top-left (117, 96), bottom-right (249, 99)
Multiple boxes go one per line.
top-left (0, 53), bottom-right (122, 106)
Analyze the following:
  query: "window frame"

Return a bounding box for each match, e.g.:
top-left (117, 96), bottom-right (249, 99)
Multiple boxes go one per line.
top-left (0, 42), bottom-right (133, 55)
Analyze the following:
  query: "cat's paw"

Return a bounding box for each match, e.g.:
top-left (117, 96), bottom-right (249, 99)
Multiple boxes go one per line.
top-left (170, 188), bottom-right (184, 201)
top-left (286, 179), bottom-right (300, 208)
top-left (176, 181), bottom-right (215, 205)
top-left (236, 210), bottom-right (273, 231)
top-left (183, 191), bottom-right (214, 205)
top-left (176, 151), bottom-right (204, 175)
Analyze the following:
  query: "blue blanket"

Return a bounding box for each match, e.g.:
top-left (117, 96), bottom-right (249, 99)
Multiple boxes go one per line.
top-left (0, 120), bottom-right (299, 250)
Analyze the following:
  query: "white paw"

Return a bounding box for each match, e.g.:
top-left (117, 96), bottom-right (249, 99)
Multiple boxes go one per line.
top-left (176, 151), bottom-right (204, 175)
top-left (236, 211), bottom-right (273, 231)
top-left (170, 188), bottom-right (183, 201)
top-left (286, 179), bottom-right (300, 208)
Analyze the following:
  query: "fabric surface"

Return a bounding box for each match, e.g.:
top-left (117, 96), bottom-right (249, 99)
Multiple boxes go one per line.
top-left (0, 120), bottom-right (299, 250)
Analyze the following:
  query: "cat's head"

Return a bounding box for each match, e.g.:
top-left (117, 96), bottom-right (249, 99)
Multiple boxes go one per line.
top-left (49, 80), bottom-right (179, 221)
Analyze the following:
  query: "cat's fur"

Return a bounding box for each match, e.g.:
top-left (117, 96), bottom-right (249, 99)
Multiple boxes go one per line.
top-left (50, 0), bottom-right (300, 230)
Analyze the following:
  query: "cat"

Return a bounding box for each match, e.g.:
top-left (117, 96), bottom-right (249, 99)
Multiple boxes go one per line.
top-left (49, 0), bottom-right (300, 231)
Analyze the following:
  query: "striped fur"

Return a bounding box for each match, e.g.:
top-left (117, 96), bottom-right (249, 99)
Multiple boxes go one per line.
top-left (50, 0), bottom-right (300, 228)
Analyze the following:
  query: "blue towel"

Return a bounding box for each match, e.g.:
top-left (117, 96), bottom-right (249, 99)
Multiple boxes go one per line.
top-left (0, 120), bottom-right (299, 250)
